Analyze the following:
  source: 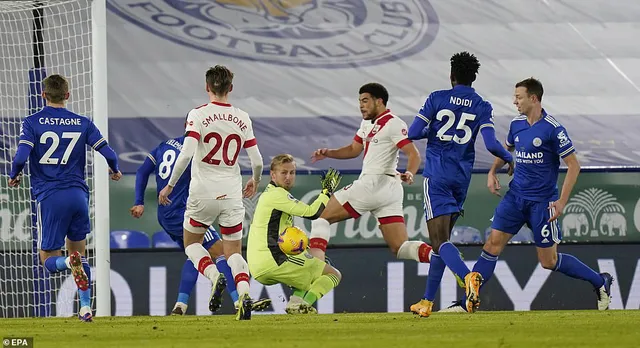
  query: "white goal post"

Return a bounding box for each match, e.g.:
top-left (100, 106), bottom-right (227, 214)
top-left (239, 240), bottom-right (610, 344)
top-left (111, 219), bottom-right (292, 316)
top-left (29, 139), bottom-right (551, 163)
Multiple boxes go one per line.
top-left (0, 0), bottom-right (110, 318)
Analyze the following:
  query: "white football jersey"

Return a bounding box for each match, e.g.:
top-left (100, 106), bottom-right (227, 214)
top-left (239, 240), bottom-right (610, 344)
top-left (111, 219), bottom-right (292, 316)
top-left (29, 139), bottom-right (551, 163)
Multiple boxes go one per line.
top-left (184, 101), bottom-right (257, 199)
top-left (353, 109), bottom-right (411, 176)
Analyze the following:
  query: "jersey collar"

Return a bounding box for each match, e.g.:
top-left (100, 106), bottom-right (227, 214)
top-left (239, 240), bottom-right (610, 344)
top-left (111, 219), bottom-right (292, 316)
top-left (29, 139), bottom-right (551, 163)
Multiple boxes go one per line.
top-left (371, 109), bottom-right (391, 123)
top-left (453, 84), bottom-right (475, 92)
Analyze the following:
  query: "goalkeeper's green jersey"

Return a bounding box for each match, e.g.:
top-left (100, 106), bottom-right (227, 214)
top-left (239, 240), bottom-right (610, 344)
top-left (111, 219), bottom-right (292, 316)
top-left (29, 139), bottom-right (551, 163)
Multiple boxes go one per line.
top-left (247, 182), bottom-right (329, 277)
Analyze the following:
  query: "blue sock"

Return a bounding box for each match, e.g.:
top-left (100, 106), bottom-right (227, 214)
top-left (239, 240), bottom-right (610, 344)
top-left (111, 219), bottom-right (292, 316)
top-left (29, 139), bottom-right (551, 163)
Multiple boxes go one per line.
top-left (438, 242), bottom-right (470, 280)
top-left (424, 253), bottom-right (445, 301)
top-left (178, 260), bottom-right (199, 303)
top-left (473, 250), bottom-right (499, 289)
top-left (216, 256), bottom-right (238, 303)
top-left (44, 256), bottom-right (68, 273)
top-left (78, 256), bottom-right (91, 308)
top-left (554, 253), bottom-right (604, 288)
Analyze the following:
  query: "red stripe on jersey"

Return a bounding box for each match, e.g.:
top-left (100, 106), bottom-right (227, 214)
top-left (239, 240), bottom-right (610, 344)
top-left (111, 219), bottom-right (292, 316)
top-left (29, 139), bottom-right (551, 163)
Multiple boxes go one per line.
top-left (185, 131), bottom-right (201, 141)
top-left (211, 101), bottom-right (232, 107)
top-left (378, 215), bottom-right (404, 225)
top-left (194, 103), bottom-right (208, 109)
top-left (244, 138), bottom-right (257, 148)
top-left (364, 112), bottom-right (394, 158)
top-left (342, 202), bottom-right (361, 219)
top-left (353, 135), bottom-right (363, 144)
top-left (220, 223), bottom-right (243, 235)
top-left (396, 138), bottom-right (411, 149)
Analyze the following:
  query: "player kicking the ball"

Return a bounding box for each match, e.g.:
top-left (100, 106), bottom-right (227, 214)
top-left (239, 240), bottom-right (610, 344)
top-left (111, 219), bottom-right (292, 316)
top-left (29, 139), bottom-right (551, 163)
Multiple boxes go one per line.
top-left (310, 83), bottom-right (433, 265)
top-left (159, 65), bottom-right (263, 320)
top-left (247, 154), bottom-right (342, 314)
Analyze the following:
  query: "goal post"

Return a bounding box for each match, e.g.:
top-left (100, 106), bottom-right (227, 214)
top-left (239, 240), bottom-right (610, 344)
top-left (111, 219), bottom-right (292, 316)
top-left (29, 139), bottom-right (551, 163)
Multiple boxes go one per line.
top-left (0, 0), bottom-right (110, 318)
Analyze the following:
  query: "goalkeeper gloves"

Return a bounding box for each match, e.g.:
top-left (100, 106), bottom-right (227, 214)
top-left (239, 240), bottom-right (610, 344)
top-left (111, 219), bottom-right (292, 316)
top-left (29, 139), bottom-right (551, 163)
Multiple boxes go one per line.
top-left (320, 167), bottom-right (342, 195)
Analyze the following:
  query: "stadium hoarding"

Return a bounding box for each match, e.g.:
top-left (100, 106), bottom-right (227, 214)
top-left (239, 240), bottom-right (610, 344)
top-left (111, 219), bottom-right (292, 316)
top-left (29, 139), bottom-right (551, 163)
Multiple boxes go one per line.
top-left (103, 171), bottom-right (640, 245)
top-left (2, 244), bottom-right (638, 317)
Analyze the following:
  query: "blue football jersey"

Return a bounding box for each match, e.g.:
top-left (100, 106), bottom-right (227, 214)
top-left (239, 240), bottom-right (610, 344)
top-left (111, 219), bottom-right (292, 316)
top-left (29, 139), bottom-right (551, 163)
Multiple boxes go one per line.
top-left (417, 85), bottom-right (494, 185)
top-left (507, 110), bottom-right (575, 202)
top-left (18, 106), bottom-right (105, 200)
top-left (148, 136), bottom-right (191, 234)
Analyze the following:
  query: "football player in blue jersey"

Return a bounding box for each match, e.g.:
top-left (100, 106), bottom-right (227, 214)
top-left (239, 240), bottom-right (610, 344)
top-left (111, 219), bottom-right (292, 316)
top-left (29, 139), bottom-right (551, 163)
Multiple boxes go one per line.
top-left (131, 128), bottom-right (271, 315)
top-left (454, 77), bottom-right (612, 312)
top-left (406, 52), bottom-right (514, 317)
top-left (8, 74), bottom-right (122, 322)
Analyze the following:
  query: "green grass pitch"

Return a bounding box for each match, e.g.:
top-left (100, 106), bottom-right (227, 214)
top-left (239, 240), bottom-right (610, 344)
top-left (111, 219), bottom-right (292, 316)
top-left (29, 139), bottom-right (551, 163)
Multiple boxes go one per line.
top-left (1, 311), bottom-right (639, 348)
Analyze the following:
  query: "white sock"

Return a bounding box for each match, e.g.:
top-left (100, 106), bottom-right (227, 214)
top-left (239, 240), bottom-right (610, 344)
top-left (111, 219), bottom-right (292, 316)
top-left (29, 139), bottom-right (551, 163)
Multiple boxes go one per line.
top-left (227, 253), bottom-right (250, 296)
top-left (310, 218), bottom-right (331, 251)
top-left (185, 243), bottom-right (220, 283)
top-left (396, 241), bottom-right (432, 263)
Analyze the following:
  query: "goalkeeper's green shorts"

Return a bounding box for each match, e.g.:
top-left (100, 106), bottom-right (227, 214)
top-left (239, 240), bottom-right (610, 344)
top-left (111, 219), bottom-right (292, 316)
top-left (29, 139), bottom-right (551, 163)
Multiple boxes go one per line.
top-left (254, 252), bottom-right (326, 291)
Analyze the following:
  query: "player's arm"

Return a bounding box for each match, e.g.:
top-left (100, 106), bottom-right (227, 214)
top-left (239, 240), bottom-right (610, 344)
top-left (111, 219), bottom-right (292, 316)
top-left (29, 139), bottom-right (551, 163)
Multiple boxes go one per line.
top-left (167, 111), bottom-right (199, 188)
top-left (272, 189), bottom-right (330, 220)
top-left (86, 120), bottom-right (121, 180)
top-left (131, 151), bottom-right (157, 218)
top-left (312, 139), bottom-right (363, 162)
top-left (480, 104), bottom-right (513, 164)
top-left (392, 120), bottom-right (420, 184)
top-left (242, 117), bottom-right (263, 198)
top-left (550, 127), bottom-right (579, 221)
top-left (407, 94), bottom-right (435, 140)
top-left (8, 120), bottom-right (35, 186)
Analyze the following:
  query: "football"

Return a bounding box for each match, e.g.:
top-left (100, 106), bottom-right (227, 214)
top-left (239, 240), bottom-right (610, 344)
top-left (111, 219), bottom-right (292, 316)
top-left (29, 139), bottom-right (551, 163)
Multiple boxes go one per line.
top-left (277, 226), bottom-right (309, 255)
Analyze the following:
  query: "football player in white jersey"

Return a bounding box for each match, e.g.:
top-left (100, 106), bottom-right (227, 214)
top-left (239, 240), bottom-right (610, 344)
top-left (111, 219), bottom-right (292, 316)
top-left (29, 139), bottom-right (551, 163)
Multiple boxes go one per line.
top-left (159, 65), bottom-right (263, 320)
top-left (310, 83), bottom-right (433, 264)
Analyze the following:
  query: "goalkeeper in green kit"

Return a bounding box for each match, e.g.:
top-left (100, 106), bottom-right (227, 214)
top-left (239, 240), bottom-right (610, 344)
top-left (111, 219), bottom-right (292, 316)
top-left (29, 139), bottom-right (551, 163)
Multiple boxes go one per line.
top-left (247, 154), bottom-right (343, 314)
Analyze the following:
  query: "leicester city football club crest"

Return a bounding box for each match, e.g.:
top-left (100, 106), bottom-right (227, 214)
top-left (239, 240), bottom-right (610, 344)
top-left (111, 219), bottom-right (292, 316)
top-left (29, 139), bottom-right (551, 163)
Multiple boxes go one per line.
top-left (532, 137), bottom-right (542, 147)
top-left (107, 0), bottom-right (439, 68)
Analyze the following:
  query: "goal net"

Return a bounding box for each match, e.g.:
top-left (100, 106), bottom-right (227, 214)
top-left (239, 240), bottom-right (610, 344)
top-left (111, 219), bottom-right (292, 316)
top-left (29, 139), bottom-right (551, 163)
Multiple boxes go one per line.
top-left (0, 0), bottom-right (98, 318)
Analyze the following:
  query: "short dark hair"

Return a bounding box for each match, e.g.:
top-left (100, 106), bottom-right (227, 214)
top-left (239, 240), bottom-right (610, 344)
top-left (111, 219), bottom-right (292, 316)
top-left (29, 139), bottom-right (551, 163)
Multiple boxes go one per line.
top-left (515, 77), bottom-right (544, 102)
top-left (42, 74), bottom-right (68, 103)
top-left (206, 65), bottom-right (234, 96)
top-left (450, 51), bottom-right (480, 86)
top-left (359, 83), bottom-right (389, 106)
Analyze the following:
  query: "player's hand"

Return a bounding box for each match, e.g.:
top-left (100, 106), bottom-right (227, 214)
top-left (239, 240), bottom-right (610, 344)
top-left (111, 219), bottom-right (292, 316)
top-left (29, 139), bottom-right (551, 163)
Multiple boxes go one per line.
top-left (8, 173), bottom-right (22, 187)
top-left (158, 185), bottom-right (173, 206)
top-left (311, 148), bottom-right (329, 163)
top-left (320, 168), bottom-right (342, 194)
top-left (487, 172), bottom-right (502, 197)
top-left (400, 171), bottom-right (414, 185)
top-left (130, 205), bottom-right (144, 218)
top-left (109, 169), bottom-right (123, 181)
top-left (243, 178), bottom-right (258, 198)
top-left (548, 199), bottom-right (566, 222)
top-left (506, 161), bottom-right (515, 176)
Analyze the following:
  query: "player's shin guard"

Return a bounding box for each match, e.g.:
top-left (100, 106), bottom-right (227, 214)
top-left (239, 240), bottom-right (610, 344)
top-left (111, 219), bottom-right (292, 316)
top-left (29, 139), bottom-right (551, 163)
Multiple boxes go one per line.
top-left (310, 218), bottom-right (330, 253)
top-left (438, 241), bottom-right (471, 280)
top-left (215, 255), bottom-right (238, 303)
top-left (553, 253), bottom-right (605, 288)
top-left (227, 253), bottom-right (250, 296)
top-left (43, 256), bottom-right (70, 273)
top-left (303, 274), bottom-right (340, 305)
top-left (177, 260), bottom-right (199, 304)
top-left (424, 253), bottom-right (445, 301)
top-left (473, 250), bottom-right (499, 289)
top-left (185, 243), bottom-right (220, 283)
top-left (397, 241), bottom-right (432, 263)
top-left (79, 256), bottom-right (92, 309)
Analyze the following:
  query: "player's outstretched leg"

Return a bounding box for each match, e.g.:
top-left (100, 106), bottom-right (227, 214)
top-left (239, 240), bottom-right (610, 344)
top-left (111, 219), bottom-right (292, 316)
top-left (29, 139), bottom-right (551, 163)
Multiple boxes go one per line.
top-left (411, 253), bottom-right (445, 317)
top-left (171, 260), bottom-right (199, 315)
top-left (542, 249), bottom-right (614, 310)
top-left (309, 196), bottom-right (352, 261)
top-left (289, 265), bottom-right (341, 315)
